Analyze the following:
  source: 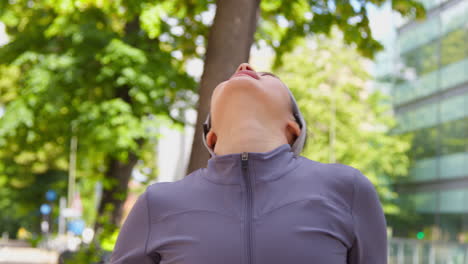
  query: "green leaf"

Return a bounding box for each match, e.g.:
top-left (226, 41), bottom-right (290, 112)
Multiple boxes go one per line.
top-left (140, 3), bottom-right (164, 39)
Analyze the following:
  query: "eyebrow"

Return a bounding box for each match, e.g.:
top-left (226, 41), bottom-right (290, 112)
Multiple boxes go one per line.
top-left (258, 72), bottom-right (280, 79)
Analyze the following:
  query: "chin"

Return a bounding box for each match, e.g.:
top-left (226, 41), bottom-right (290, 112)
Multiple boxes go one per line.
top-left (211, 77), bottom-right (266, 111)
top-left (222, 76), bottom-right (261, 92)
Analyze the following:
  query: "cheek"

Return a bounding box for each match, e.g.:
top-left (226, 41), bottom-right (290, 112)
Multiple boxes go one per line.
top-left (211, 82), bottom-right (226, 99)
top-left (260, 78), bottom-right (287, 94)
top-left (211, 83), bottom-right (228, 108)
top-left (259, 79), bottom-right (290, 107)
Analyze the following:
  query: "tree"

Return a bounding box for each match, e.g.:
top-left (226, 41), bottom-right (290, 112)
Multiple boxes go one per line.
top-left (186, 0), bottom-right (425, 173)
top-left (274, 32), bottom-right (412, 214)
top-left (0, 0), bottom-right (204, 234)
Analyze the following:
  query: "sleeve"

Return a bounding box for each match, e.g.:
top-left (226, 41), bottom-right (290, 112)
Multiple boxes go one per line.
top-left (110, 189), bottom-right (157, 264)
top-left (347, 169), bottom-right (388, 264)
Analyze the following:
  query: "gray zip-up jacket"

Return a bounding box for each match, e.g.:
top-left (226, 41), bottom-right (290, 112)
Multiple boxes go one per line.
top-left (110, 144), bottom-right (387, 264)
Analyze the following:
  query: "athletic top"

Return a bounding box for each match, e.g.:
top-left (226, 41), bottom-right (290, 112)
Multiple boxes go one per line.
top-left (110, 143), bottom-right (387, 264)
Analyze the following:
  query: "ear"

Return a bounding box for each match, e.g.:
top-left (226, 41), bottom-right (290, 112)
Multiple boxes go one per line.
top-left (206, 130), bottom-right (217, 149)
top-left (286, 120), bottom-right (301, 145)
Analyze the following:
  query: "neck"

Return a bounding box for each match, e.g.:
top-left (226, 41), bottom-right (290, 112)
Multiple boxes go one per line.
top-left (213, 121), bottom-right (288, 155)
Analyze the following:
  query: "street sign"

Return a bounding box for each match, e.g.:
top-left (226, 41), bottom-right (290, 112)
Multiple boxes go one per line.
top-left (61, 208), bottom-right (82, 218)
top-left (45, 190), bottom-right (57, 201)
top-left (68, 220), bottom-right (85, 236)
top-left (40, 204), bottom-right (51, 215)
top-left (41, 221), bottom-right (49, 233)
top-left (82, 228), bottom-right (94, 244)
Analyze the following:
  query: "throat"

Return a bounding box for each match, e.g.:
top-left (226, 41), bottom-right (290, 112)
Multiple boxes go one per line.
top-left (214, 133), bottom-right (288, 155)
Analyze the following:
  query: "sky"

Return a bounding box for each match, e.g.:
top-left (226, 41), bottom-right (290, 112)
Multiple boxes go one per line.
top-left (0, 22), bottom-right (7, 46)
top-left (0, 22), bottom-right (7, 118)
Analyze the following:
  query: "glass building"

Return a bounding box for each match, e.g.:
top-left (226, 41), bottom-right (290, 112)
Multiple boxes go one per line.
top-left (374, 0), bottom-right (468, 261)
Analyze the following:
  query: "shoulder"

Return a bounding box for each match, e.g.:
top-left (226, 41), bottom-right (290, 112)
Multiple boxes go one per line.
top-left (348, 168), bottom-right (380, 211)
top-left (146, 168), bottom-right (202, 201)
top-left (295, 156), bottom-right (365, 210)
top-left (296, 155), bottom-right (360, 186)
top-left (143, 169), bottom-right (205, 219)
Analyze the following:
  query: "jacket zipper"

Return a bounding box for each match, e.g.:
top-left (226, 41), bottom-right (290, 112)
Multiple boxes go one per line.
top-left (241, 152), bottom-right (253, 264)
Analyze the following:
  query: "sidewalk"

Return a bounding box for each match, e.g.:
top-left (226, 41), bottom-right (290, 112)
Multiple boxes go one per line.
top-left (0, 246), bottom-right (58, 264)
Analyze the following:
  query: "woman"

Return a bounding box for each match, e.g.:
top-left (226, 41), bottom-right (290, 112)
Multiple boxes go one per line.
top-left (110, 63), bottom-right (387, 264)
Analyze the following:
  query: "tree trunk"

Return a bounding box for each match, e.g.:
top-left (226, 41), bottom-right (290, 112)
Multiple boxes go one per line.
top-left (186, 0), bottom-right (261, 174)
top-left (95, 90), bottom-right (140, 230)
top-left (95, 19), bottom-right (142, 232)
top-left (96, 152), bottom-right (139, 230)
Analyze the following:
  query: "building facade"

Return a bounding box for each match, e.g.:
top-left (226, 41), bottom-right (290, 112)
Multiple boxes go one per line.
top-left (374, 0), bottom-right (468, 261)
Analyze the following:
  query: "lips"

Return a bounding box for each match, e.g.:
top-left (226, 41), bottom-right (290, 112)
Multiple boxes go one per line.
top-left (230, 70), bottom-right (260, 80)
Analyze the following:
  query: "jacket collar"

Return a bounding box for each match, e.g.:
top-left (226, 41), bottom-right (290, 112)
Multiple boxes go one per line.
top-left (202, 144), bottom-right (299, 185)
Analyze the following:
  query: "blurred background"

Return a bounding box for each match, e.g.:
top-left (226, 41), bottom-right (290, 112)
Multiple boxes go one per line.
top-left (0, 0), bottom-right (466, 263)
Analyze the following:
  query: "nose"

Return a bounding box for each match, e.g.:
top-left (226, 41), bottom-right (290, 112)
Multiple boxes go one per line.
top-left (236, 63), bottom-right (255, 73)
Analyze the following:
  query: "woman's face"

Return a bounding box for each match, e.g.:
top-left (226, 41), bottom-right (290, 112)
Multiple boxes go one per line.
top-left (208, 63), bottom-right (300, 147)
top-left (210, 63), bottom-right (292, 123)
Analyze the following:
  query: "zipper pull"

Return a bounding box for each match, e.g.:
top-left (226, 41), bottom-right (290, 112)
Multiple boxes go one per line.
top-left (241, 152), bottom-right (248, 169)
